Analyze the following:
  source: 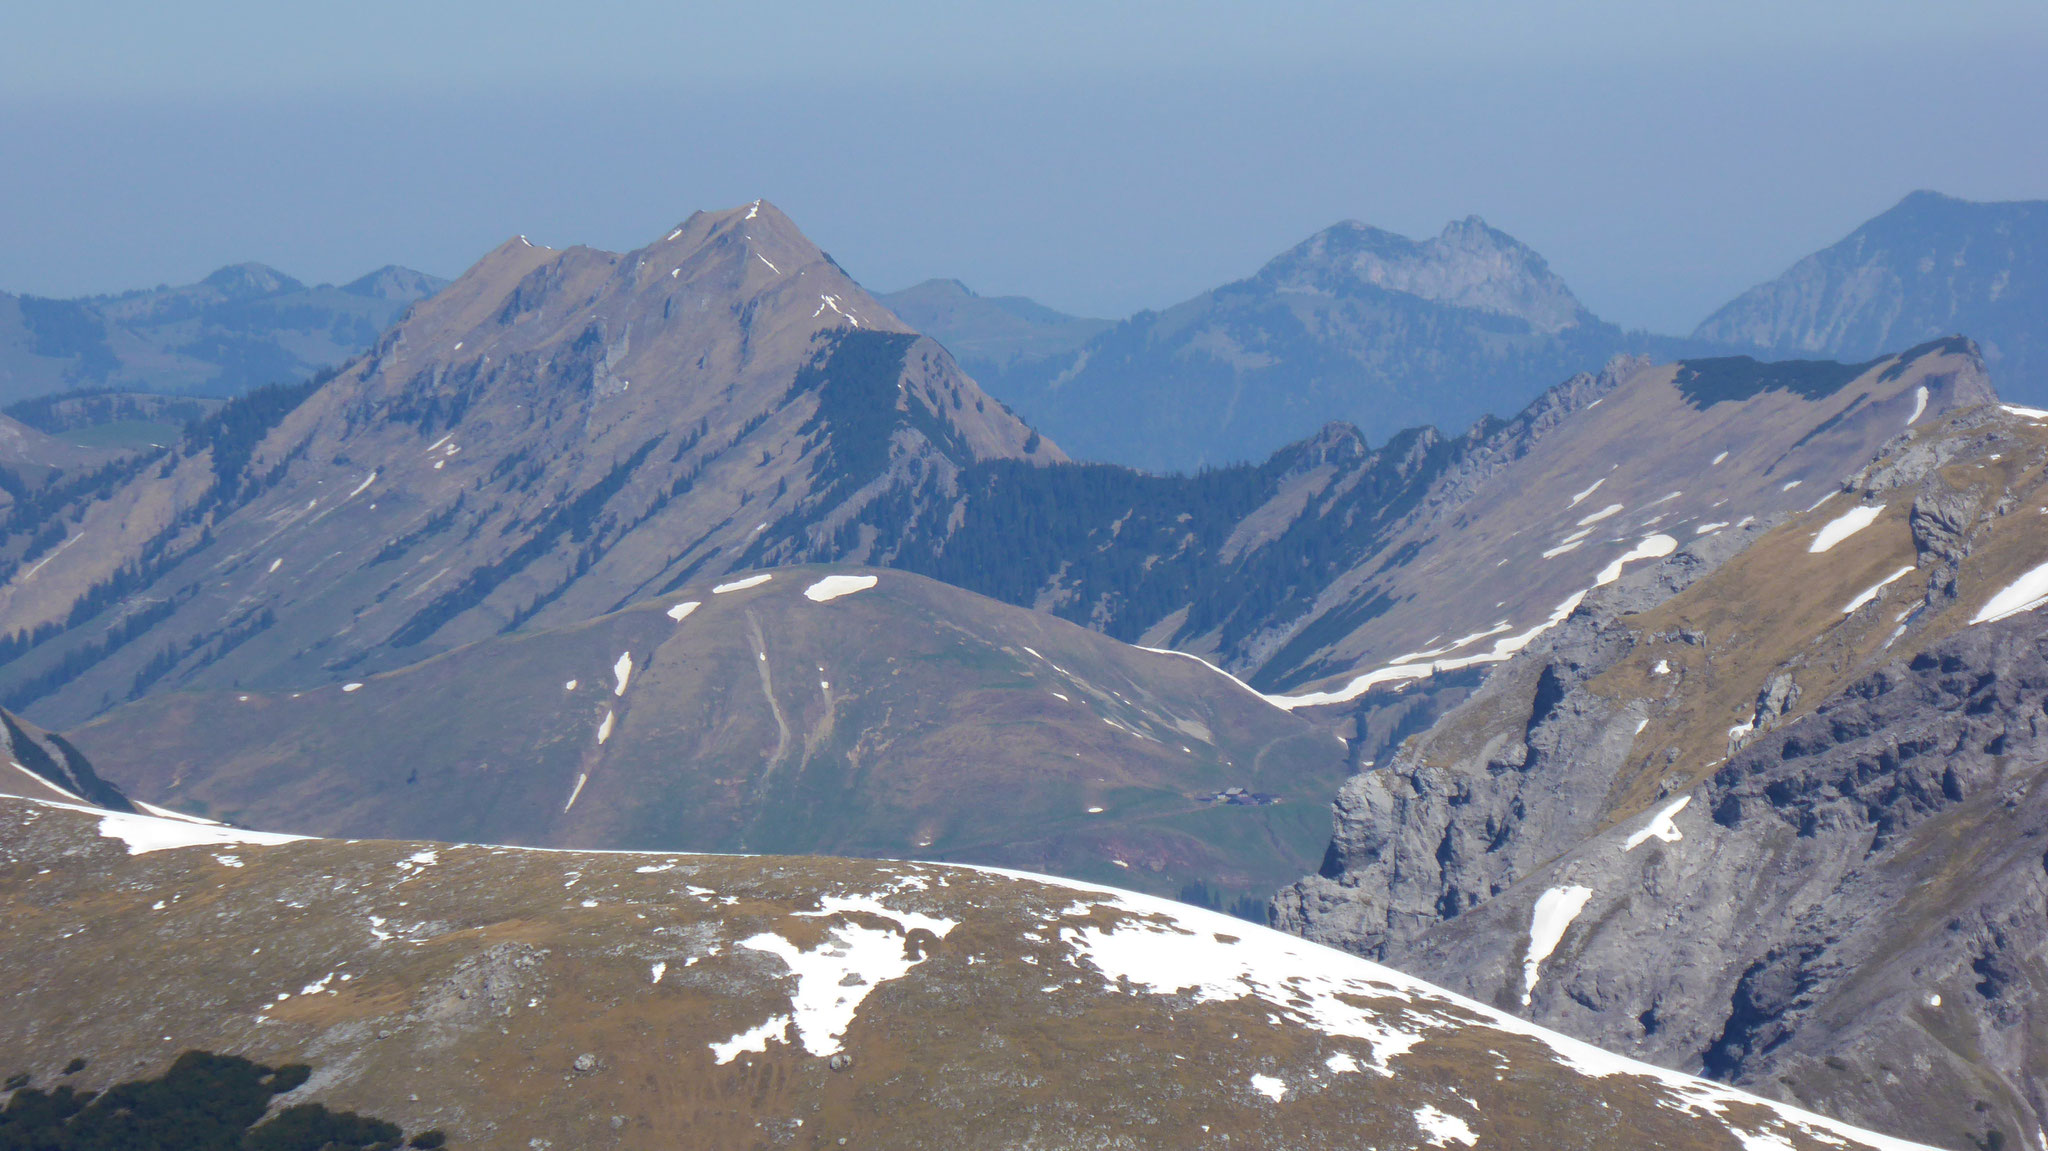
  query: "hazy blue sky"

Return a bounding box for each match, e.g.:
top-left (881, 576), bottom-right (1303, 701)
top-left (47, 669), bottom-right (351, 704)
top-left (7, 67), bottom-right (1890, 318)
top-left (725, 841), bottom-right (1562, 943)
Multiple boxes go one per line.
top-left (4, 1), bottom-right (2045, 332)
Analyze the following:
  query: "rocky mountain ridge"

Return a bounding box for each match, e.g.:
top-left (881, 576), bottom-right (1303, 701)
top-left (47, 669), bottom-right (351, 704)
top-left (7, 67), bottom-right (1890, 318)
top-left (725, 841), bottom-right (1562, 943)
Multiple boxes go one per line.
top-left (0, 201), bottom-right (1057, 726)
top-left (1278, 400), bottom-right (2048, 1149)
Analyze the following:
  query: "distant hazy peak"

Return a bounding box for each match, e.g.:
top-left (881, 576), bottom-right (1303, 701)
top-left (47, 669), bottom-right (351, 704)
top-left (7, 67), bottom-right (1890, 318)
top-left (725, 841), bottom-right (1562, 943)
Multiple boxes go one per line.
top-left (341, 265), bottom-right (449, 301)
top-left (199, 262), bottom-right (305, 298)
top-left (1691, 189), bottom-right (2048, 366)
top-left (1256, 216), bottom-right (1592, 334)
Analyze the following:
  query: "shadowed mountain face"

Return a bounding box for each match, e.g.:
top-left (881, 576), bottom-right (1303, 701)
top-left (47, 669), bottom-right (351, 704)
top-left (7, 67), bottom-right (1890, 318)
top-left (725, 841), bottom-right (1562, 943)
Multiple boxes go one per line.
top-left (0, 202), bottom-right (1056, 726)
top-left (1695, 191), bottom-right (2048, 404)
top-left (0, 263), bottom-right (447, 404)
top-left (71, 566), bottom-right (1348, 909)
top-left (973, 216), bottom-right (1639, 472)
top-left (0, 785), bottom-right (1939, 1151)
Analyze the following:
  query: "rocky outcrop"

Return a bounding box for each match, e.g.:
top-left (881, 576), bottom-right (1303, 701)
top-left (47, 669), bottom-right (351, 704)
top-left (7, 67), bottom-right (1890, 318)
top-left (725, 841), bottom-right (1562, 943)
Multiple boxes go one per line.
top-left (1278, 404), bottom-right (2048, 1147)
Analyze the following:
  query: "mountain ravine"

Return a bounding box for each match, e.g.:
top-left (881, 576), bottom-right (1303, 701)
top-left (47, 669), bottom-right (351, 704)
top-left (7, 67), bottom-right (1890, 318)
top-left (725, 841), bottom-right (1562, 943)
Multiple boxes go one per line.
top-left (1279, 400), bottom-right (2048, 1150)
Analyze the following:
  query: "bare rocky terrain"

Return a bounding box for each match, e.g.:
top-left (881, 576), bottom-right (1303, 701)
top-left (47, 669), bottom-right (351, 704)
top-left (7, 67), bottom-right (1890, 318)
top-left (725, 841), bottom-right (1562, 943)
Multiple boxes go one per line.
top-left (1279, 402), bottom-right (2048, 1149)
top-left (0, 775), bottom-right (1938, 1151)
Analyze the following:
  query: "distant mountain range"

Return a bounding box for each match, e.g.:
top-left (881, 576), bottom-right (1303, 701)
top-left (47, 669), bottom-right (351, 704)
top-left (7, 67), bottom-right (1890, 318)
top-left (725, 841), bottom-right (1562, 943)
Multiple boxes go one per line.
top-left (893, 191), bottom-right (2047, 471)
top-left (1694, 190), bottom-right (2048, 405)
top-left (5, 195), bottom-right (2048, 1147)
top-left (0, 262), bottom-right (447, 404)
top-left (919, 217), bottom-right (1644, 473)
top-left (879, 277), bottom-right (1110, 370)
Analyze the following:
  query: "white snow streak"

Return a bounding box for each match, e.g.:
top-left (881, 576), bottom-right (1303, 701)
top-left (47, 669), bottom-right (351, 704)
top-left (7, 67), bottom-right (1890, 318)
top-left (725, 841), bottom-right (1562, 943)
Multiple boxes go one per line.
top-left (1906, 385), bottom-right (1929, 426)
top-left (347, 471), bottom-right (378, 499)
top-left (596, 711), bottom-right (615, 745)
top-left (563, 772), bottom-right (589, 812)
top-left (1567, 477), bottom-right (1606, 508)
top-left (1971, 559), bottom-right (2048, 625)
top-left (1842, 566), bottom-right (1916, 614)
top-left (757, 254), bottom-right (780, 274)
top-left (713, 573), bottom-right (773, 594)
top-left (612, 652), bottom-right (634, 696)
top-left (1269, 592), bottom-right (1587, 710)
top-left (19, 797), bottom-right (308, 855)
top-left (666, 600), bottom-right (701, 622)
top-left (1810, 505), bottom-right (1884, 553)
top-left (1575, 502), bottom-right (1624, 527)
top-left (2000, 403), bottom-right (2048, 420)
top-left (1522, 885), bottom-right (1593, 1005)
top-left (1595, 535), bottom-right (1678, 586)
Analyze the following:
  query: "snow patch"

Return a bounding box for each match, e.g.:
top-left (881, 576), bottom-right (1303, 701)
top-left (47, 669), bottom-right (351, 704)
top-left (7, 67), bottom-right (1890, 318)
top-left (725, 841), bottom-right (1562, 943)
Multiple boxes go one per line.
top-left (713, 573), bottom-right (773, 594)
top-left (612, 652), bottom-right (634, 696)
top-left (1906, 385), bottom-right (1929, 426)
top-left (21, 797), bottom-right (308, 855)
top-left (1999, 403), bottom-right (2048, 420)
top-left (564, 772), bottom-right (589, 812)
top-left (341, 683), bottom-right (364, 693)
top-left (650, 961), bottom-right (667, 984)
top-left (1711, 451), bottom-right (1728, 465)
top-left (1269, 592), bottom-right (1587, 710)
top-left (596, 711), bottom-right (615, 745)
top-left (1567, 477), bottom-right (1606, 508)
top-left (1842, 566), bottom-right (1916, 614)
top-left (1971, 559), bottom-right (2048, 625)
top-left (732, 895), bottom-right (958, 1058)
top-left (1522, 885), bottom-right (1593, 1005)
top-left (1595, 535), bottom-right (1677, 586)
top-left (1623, 797), bottom-right (1691, 851)
top-left (1810, 505), bottom-right (1884, 553)
top-left (803, 574), bottom-right (878, 603)
top-left (347, 471), bottom-right (378, 499)
top-left (1248, 1074), bottom-right (1286, 1102)
top-left (1414, 1105), bottom-right (1477, 1146)
top-left (666, 600), bottom-right (701, 622)
top-left (1575, 502), bottom-right (1624, 527)
top-left (710, 1014), bottom-right (791, 1064)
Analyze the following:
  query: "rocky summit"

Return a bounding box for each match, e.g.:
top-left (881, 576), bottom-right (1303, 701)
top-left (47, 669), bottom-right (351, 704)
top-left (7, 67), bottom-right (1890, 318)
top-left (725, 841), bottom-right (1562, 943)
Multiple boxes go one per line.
top-left (0, 202), bottom-right (1057, 727)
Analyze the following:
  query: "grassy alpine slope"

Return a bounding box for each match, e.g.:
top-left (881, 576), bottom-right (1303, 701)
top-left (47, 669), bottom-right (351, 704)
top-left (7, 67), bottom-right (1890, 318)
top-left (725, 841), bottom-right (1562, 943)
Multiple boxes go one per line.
top-left (0, 778), bottom-right (1938, 1151)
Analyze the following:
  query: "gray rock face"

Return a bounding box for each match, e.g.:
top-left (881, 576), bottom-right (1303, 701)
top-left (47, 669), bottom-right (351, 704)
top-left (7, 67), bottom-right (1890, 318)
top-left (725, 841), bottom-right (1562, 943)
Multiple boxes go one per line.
top-left (1275, 524), bottom-right (1766, 957)
top-left (1376, 614), bottom-right (2048, 1151)
top-left (1278, 406), bottom-right (2048, 1147)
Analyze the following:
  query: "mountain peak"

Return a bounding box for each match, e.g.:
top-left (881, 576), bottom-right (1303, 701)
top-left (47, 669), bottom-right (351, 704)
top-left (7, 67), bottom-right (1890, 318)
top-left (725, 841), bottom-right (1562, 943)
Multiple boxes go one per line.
top-left (1258, 216), bottom-right (1590, 335)
top-left (340, 265), bottom-right (448, 302)
top-left (199, 262), bottom-right (304, 299)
